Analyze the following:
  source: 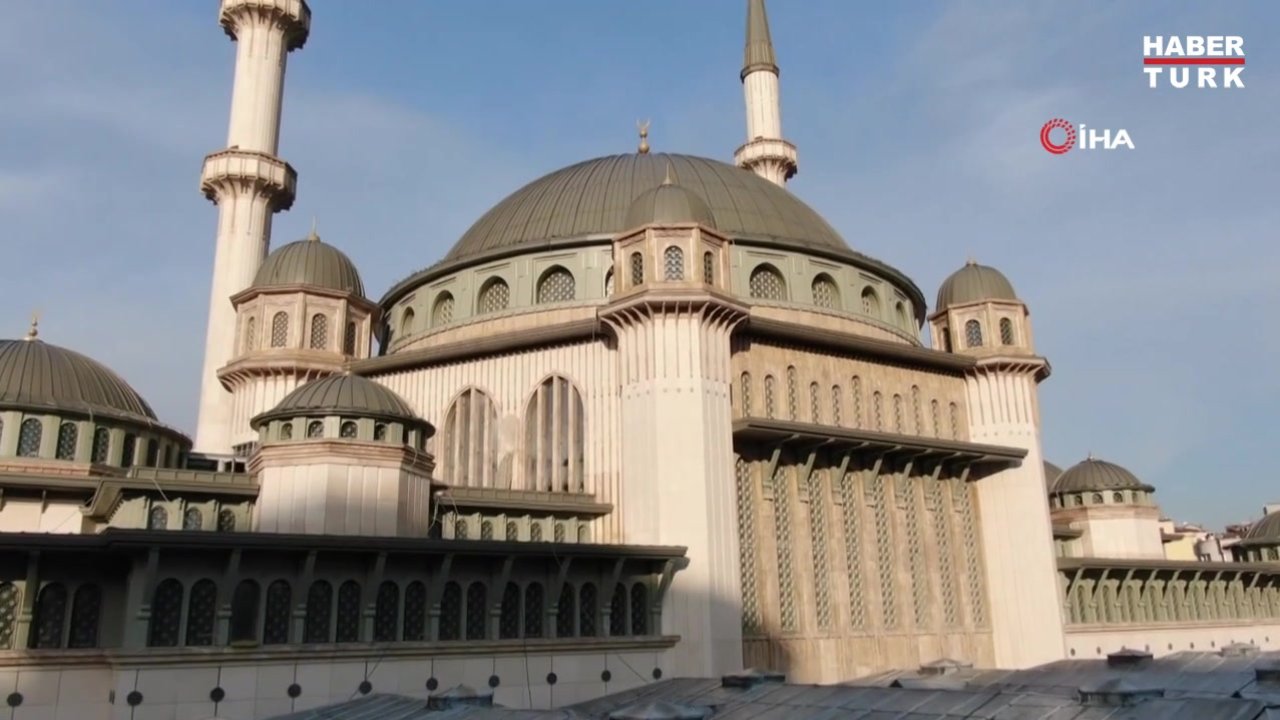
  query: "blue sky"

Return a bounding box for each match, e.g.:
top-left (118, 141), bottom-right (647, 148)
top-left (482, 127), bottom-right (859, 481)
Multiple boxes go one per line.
top-left (0, 1), bottom-right (1276, 529)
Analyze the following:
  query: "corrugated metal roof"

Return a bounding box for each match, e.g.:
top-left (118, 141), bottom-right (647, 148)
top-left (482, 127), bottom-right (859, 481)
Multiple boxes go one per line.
top-left (253, 235), bottom-right (365, 297)
top-left (934, 260), bottom-right (1018, 311)
top-left (269, 652), bottom-right (1280, 720)
top-left (250, 373), bottom-right (421, 427)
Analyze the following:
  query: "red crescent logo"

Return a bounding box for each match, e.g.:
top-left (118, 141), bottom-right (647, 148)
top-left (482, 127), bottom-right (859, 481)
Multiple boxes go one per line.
top-left (1040, 118), bottom-right (1076, 154)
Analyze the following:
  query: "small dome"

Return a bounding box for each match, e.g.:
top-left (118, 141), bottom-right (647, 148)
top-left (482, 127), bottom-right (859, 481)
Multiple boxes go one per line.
top-left (936, 260), bottom-right (1017, 311)
top-left (624, 175), bottom-right (716, 229)
top-left (1043, 461), bottom-right (1064, 491)
top-left (251, 373), bottom-right (419, 428)
top-left (1244, 512), bottom-right (1280, 544)
top-left (1053, 456), bottom-right (1153, 495)
top-left (0, 334), bottom-right (156, 423)
top-left (252, 234), bottom-right (364, 296)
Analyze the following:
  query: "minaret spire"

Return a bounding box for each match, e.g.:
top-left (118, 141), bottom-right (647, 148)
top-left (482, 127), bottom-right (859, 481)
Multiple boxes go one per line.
top-left (194, 0), bottom-right (310, 458)
top-left (734, 0), bottom-right (797, 186)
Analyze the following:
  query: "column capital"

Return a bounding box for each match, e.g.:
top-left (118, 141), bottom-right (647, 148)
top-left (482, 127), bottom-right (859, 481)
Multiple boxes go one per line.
top-left (200, 149), bottom-right (298, 210)
top-left (219, 0), bottom-right (311, 50)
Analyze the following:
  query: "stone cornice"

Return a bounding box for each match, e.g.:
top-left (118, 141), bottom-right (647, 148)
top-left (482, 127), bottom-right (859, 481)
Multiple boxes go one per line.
top-left (228, 283), bottom-right (379, 312)
top-left (216, 354), bottom-right (341, 390)
top-left (968, 355), bottom-right (1052, 382)
top-left (732, 417), bottom-right (1027, 466)
top-left (437, 487), bottom-right (613, 517)
top-left (746, 316), bottom-right (974, 374)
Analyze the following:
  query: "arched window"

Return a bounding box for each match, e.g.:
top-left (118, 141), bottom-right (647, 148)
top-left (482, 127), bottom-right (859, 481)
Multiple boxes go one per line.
top-left (185, 579), bottom-right (217, 646)
top-left (280, 422), bottom-right (294, 441)
top-left (399, 308), bottom-right (415, 338)
top-left (831, 385), bottom-right (842, 426)
top-left (339, 420), bottom-right (358, 439)
top-left (911, 386), bottom-right (922, 434)
top-left (740, 372), bottom-right (753, 415)
top-left (144, 439), bottom-right (158, 467)
top-left (524, 376), bottom-right (585, 492)
top-left (810, 382), bottom-right (822, 423)
top-left (1092, 493), bottom-right (1104, 505)
top-left (343, 321), bottom-right (357, 355)
top-left (554, 522), bottom-right (566, 543)
top-left (630, 583), bottom-right (648, 635)
top-left (307, 421), bottom-right (323, 438)
top-left (481, 520), bottom-right (494, 540)
top-left (812, 274), bottom-right (839, 309)
top-left (432, 292), bottom-right (455, 326)
top-left (609, 583), bottom-right (627, 636)
top-left (895, 302), bottom-right (909, 328)
top-left (148, 505), bottom-right (168, 530)
top-left (263, 580), bottom-right (291, 645)
top-left (604, 267), bottom-right (615, 296)
top-left (336, 581), bottom-right (361, 643)
top-left (228, 580), bottom-right (260, 645)
top-left (244, 316), bottom-right (257, 352)
top-left (1000, 317), bottom-right (1015, 345)
top-left (949, 402), bottom-right (960, 439)
top-left (524, 583), bottom-right (544, 638)
top-left (786, 366), bottom-right (798, 420)
top-left (536, 266), bottom-right (577, 303)
top-left (505, 521), bottom-right (518, 541)
top-left (441, 387), bottom-right (499, 488)
top-left (578, 583), bottom-right (598, 637)
top-left (930, 400), bottom-right (941, 438)
top-left (182, 507), bottom-right (203, 531)
top-left (455, 519), bottom-right (468, 540)
top-left (556, 584), bottom-right (575, 637)
top-left (17, 418), bottom-right (42, 457)
top-left (530, 523), bottom-right (543, 542)
top-left (466, 582), bottom-right (487, 640)
top-left (861, 287), bottom-right (881, 317)
top-left (965, 319), bottom-right (983, 347)
top-left (147, 579), bottom-right (183, 647)
top-left (439, 582), bottom-right (462, 640)
top-left (499, 583), bottom-right (520, 639)
top-left (217, 508), bottom-right (237, 532)
top-left (702, 251), bottom-right (714, 284)
top-left (309, 314), bottom-right (328, 350)
top-left (663, 246), bottom-right (684, 281)
top-left (764, 375), bottom-right (777, 418)
top-left (304, 580), bottom-right (333, 643)
top-left (893, 394), bottom-right (904, 432)
top-left (68, 584), bottom-right (101, 649)
top-left (374, 581), bottom-right (399, 642)
top-left (873, 392), bottom-right (884, 430)
top-left (851, 376), bottom-right (863, 428)
top-left (578, 525), bottom-right (590, 543)
top-left (748, 264), bottom-right (786, 300)
top-left (941, 327), bottom-right (952, 352)
top-left (373, 423), bottom-right (387, 441)
top-left (1112, 491), bottom-right (1125, 504)
top-left (0, 583), bottom-right (18, 649)
top-left (121, 433), bottom-right (136, 468)
top-left (630, 252), bottom-right (644, 286)
top-left (270, 311), bottom-right (289, 348)
top-left (91, 427), bottom-right (109, 464)
top-left (477, 278), bottom-right (510, 314)
top-left (403, 581), bottom-right (426, 642)
top-left (55, 422), bottom-right (77, 460)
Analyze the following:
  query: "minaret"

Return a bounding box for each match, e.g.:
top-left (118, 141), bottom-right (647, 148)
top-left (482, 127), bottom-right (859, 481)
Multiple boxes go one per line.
top-left (194, 0), bottom-right (310, 457)
top-left (733, 0), bottom-right (797, 186)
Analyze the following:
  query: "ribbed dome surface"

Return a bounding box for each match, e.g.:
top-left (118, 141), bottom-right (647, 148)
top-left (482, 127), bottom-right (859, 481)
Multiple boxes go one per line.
top-left (445, 153), bottom-right (848, 264)
top-left (936, 261), bottom-right (1017, 311)
top-left (625, 180), bottom-right (717, 229)
top-left (0, 337), bottom-right (156, 421)
top-left (1245, 513), bottom-right (1280, 543)
top-left (1043, 461), bottom-right (1064, 491)
top-left (1054, 457), bottom-right (1153, 494)
top-left (252, 373), bottom-right (418, 427)
top-left (253, 236), bottom-right (364, 296)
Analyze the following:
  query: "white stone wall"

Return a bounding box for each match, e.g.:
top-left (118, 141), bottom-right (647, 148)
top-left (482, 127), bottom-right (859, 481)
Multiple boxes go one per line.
top-left (1079, 515), bottom-right (1166, 559)
top-left (255, 461), bottom-right (432, 537)
top-left (1065, 624), bottom-right (1280, 659)
top-left (0, 497), bottom-right (84, 533)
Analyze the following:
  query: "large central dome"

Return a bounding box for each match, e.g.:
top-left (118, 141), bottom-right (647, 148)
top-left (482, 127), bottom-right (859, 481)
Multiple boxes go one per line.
top-left (449, 152), bottom-right (849, 264)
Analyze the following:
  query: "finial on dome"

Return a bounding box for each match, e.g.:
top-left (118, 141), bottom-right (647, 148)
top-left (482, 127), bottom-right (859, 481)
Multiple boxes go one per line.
top-left (965, 256), bottom-right (977, 266)
top-left (307, 217), bottom-right (319, 241)
top-left (1087, 451), bottom-right (1095, 461)
top-left (637, 119), bottom-right (650, 154)
top-left (25, 311), bottom-right (39, 341)
top-left (662, 161), bottom-right (675, 186)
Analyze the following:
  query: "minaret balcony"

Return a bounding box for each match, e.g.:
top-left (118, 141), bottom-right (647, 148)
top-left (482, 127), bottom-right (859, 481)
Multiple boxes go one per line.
top-left (734, 137), bottom-right (797, 172)
top-left (219, 0), bottom-right (312, 49)
top-left (200, 149), bottom-right (298, 210)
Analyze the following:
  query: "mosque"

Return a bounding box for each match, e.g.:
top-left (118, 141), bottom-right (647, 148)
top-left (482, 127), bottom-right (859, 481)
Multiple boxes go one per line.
top-left (1, 1), bottom-right (1279, 718)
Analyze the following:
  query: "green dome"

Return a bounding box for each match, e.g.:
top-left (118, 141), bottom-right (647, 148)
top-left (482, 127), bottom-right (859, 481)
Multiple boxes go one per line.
top-left (0, 335), bottom-right (156, 423)
top-left (625, 178), bottom-right (717, 229)
top-left (936, 261), bottom-right (1017, 311)
top-left (1053, 457), bottom-right (1153, 495)
top-left (251, 373), bottom-right (419, 428)
top-left (252, 235), bottom-right (364, 296)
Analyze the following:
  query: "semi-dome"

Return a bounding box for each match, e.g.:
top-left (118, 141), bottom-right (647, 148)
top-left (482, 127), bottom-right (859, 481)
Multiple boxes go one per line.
top-left (252, 233), bottom-right (364, 296)
top-left (0, 332), bottom-right (156, 423)
top-left (624, 175), bottom-right (716, 229)
top-left (251, 373), bottom-right (419, 428)
top-left (1053, 456), bottom-right (1154, 495)
top-left (936, 260), bottom-right (1017, 311)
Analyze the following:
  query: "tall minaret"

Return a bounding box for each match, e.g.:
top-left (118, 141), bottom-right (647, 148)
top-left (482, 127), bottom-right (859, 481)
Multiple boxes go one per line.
top-left (194, 0), bottom-right (310, 457)
top-left (734, 0), bottom-right (797, 186)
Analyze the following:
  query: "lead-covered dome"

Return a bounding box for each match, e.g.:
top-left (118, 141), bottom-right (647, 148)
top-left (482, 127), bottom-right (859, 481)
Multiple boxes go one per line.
top-left (625, 176), bottom-right (717, 229)
top-left (1053, 457), bottom-right (1154, 494)
top-left (0, 334), bottom-right (156, 423)
top-left (446, 153), bottom-right (846, 263)
top-left (1243, 512), bottom-right (1280, 545)
top-left (251, 373), bottom-right (418, 428)
top-left (936, 260), bottom-right (1017, 311)
top-left (252, 234), bottom-right (364, 297)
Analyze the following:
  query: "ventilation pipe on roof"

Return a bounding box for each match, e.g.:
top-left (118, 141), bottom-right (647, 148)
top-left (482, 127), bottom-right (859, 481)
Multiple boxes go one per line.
top-left (918, 658), bottom-right (973, 677)
top-left (425, 685), bottom-right (493, 711)
top-left (1106, 647), bottom-right (1154, 668)
top-left (720, 668), bottom-right (786, 689)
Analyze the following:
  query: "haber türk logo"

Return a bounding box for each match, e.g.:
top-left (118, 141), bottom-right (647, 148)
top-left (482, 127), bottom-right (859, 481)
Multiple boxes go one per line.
top-left (1040, 119), bottom-right (1134, 155)
top-left (1143, 36), bottom-right (1245, 89)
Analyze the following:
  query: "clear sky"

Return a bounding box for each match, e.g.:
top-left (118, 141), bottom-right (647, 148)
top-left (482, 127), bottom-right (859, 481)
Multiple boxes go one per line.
top-left (0, 1), bottom-right (1276, 530)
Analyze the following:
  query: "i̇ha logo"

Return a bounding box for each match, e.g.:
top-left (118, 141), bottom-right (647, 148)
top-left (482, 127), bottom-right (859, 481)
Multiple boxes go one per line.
top-left (1040, 118), bottom-right (1134, 155)
top-left (1143, 36), bottom-right (1245, 88)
